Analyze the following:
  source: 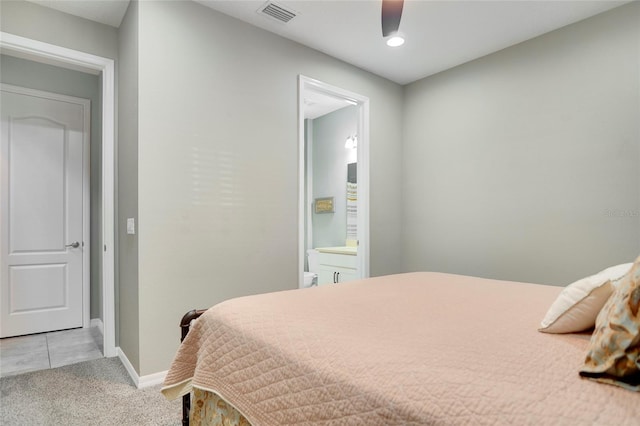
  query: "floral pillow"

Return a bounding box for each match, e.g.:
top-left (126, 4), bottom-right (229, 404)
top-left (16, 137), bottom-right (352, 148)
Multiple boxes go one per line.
top-left (579, 254), bottom-right (640, 392)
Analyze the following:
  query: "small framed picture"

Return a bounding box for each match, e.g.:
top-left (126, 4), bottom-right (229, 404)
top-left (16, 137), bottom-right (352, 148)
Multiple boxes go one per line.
top-left (315, 197), bottom-right (334, 214)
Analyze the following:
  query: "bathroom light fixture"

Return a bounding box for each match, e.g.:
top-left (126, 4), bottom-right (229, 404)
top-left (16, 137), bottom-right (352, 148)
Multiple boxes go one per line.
top-left (386, 35), bottom-right (405, 47)
top-left (345, 135), bottom-right (358, 149)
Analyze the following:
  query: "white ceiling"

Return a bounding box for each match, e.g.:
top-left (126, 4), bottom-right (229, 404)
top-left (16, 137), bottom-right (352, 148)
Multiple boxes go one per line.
top-left (26, 0), bottom-right (631, 85)
top-left (304, 90), bottom-right (354, 119)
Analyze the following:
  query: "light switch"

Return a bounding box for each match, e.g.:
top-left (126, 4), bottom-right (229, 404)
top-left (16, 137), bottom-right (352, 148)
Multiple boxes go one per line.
top-left (127, 218), bottom-right (135, 235)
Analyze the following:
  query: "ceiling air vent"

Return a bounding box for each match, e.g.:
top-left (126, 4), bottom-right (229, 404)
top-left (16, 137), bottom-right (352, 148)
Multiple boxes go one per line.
top-left (258, 1), bottom-right (298, 24)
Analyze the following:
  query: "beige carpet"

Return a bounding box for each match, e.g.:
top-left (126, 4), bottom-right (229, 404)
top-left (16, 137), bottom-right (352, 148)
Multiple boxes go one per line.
top-left (0, 357), bottom-right (181, 425)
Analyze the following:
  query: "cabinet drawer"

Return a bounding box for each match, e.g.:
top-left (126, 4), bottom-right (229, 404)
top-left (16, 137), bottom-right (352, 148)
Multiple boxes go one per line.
top-left (317, 252), bottom-right (357, 269)
top-left (317, 265), bottom-right (359, 285)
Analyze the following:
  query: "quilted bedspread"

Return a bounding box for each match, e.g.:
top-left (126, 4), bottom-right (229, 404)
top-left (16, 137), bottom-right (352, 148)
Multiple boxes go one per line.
top-left (162, 272), bottom-right (640, 425)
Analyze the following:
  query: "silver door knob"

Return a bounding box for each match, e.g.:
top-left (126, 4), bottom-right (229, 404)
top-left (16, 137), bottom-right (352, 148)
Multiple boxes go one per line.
top-left (65, 242), bottom-right (80, 249)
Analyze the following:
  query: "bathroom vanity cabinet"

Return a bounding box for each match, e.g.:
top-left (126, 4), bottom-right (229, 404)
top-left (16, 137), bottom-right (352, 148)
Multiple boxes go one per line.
top-left (316, 248), bottom-right (358, 285)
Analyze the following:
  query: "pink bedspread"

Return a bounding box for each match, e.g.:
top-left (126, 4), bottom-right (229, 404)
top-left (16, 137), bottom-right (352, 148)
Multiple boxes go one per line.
top-left (162, 272), bottom-right (639, 425)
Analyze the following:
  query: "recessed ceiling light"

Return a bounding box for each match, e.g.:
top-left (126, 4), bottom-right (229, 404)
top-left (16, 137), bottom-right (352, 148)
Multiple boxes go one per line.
top-left (386, 35), bottom-right (405, 47)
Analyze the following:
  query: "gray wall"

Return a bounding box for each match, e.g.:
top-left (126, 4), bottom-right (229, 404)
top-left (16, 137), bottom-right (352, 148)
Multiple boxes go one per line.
top-left (117, 0), bottom-right (140, 372)
top-left (135, 0), bottom-right (403, 375)
top-left (312, 106), bottom-right (358, 248)
top-left (0, 54), bottom-right (103, 320)
top-left (402, 2), bottom-right (640, 286)
top-left (0, 0), bottom-right (117, 61)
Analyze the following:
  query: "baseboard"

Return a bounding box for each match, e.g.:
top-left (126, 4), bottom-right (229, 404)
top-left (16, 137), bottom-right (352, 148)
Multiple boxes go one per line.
top-left (116, 347), bottom-right (167, 389)
top-left (116, 347), bottom-right (139, 386)
top-left (90, 318), bottom-right (104, 334)
top-left (139, 369), bottom-right (168, 389)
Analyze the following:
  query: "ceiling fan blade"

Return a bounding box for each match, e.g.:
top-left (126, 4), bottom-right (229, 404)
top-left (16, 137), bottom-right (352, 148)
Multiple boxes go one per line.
top-left (381, 0), bottom-right (404, 37)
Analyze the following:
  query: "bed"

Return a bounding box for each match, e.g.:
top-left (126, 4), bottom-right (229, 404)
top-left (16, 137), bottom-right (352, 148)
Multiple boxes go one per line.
top-left (162, 271), bottom-right (639, 425)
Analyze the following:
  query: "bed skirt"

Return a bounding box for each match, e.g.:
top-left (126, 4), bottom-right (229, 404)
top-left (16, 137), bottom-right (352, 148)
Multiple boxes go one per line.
top-left (191, 388), bottom-right (251, 426)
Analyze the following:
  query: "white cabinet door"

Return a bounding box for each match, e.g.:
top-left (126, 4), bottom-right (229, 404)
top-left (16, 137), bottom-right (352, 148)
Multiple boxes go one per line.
top-left (318, 265), bottom-right (360, 285)
top-left (335, 269), bottom-right (358, 283)
top-left (316, 252), bottom-right (359, 285)
top-left (317, 264), bottom-right (359, 285)
top-left (317, 267), bottom-right (335, 286)
top-left (1, 85), bottom-right (89, 338)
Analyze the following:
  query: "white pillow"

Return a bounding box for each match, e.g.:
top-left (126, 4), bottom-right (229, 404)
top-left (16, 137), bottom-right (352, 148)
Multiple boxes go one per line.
top-left (539, 263), bottom-right (633, 334)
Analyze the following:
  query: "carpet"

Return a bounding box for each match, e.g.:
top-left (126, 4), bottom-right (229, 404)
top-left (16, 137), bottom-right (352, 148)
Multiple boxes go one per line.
top-left (0, 357), bottom-right (182, 425)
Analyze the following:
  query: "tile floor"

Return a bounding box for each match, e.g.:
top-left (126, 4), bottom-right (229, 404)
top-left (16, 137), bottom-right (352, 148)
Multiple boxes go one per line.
top-left (0, 326), bottom-right (103, 377)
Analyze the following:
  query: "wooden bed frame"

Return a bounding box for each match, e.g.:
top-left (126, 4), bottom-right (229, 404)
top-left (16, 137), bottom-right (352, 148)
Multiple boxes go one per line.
top-left (179, 309), bottom-right (207, 426)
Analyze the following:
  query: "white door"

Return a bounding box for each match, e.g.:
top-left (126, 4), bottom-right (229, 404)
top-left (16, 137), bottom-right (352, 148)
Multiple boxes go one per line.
top-left (0, 84), bottom-right (89, 338)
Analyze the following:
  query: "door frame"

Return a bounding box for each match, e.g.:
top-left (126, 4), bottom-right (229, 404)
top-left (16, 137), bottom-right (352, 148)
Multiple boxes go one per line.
top-left (297, 75), bottom-right (370, 286)
top-left (1, 83), bottom-right (91, 333)
top-left (0, 32), bottom-right (116, 357)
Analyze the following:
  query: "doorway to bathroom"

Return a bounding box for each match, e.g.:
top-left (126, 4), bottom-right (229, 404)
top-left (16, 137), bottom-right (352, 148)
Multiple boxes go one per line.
top-left (298, 76), bottom-right (370, 287)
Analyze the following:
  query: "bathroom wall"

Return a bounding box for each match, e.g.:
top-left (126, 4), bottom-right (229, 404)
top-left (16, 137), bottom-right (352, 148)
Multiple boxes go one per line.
top-left (304, 119), bottom-right (311, 263)
top-left (311, 106), bottom-right (358, 248)
top-left (0, 54), bottom-right (103, 321)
